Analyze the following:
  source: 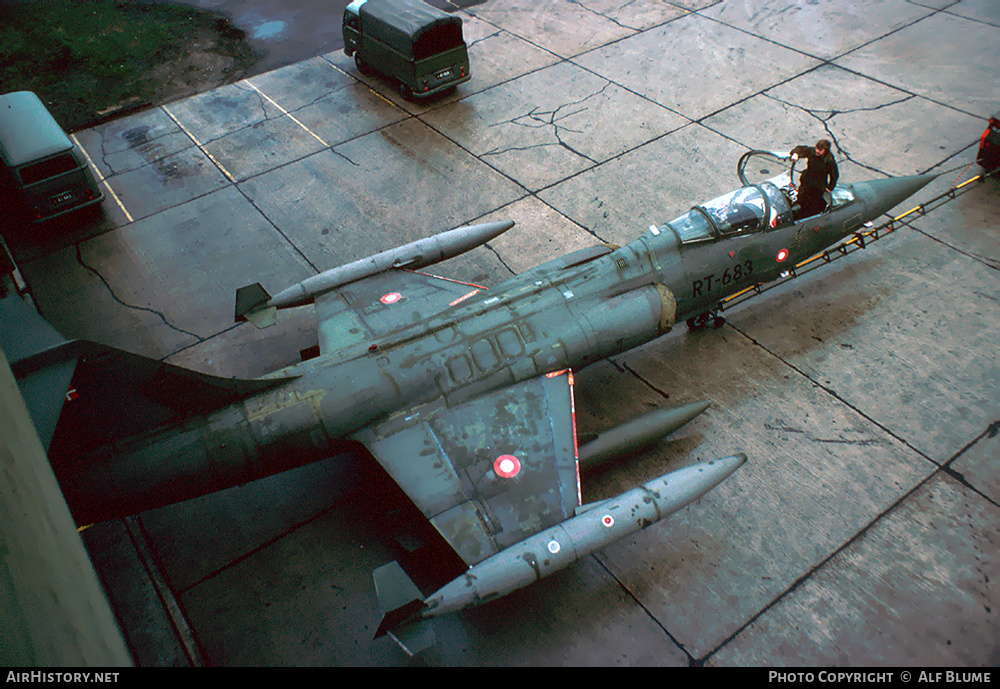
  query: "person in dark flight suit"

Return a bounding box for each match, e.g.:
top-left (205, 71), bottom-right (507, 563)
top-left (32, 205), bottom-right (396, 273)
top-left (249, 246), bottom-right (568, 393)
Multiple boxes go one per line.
top-left (790, 139), bottom-right (839, 219)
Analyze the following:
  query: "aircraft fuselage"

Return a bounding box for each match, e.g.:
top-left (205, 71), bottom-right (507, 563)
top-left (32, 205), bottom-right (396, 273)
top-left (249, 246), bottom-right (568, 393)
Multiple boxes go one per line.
top-left (59, 174), bottom-right (932, 524)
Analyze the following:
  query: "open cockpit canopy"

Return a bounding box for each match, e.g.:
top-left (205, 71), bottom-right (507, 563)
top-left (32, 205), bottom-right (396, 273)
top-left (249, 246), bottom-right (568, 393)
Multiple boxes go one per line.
top-left (655, 149), bottom-right (858, 244)
top-left (659, 182), bottom-right (793, 245)
top-left (738, 147), bottom-right (856, 212)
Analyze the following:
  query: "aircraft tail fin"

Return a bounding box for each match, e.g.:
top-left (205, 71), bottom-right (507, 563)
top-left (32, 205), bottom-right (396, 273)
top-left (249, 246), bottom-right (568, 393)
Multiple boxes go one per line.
top-left (2, 294), bottom-right (290, 458)
top-left (235, 282), bottom-right (277, 328)
top-left (373, 561), bottom-right (435, 656)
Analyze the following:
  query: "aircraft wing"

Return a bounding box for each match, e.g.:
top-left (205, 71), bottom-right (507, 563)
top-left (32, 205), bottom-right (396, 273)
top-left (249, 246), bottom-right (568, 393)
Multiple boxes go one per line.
top-left (352, 369), bottom-right (579, 566)
top-left (314, 269), bottom-right (483, 355)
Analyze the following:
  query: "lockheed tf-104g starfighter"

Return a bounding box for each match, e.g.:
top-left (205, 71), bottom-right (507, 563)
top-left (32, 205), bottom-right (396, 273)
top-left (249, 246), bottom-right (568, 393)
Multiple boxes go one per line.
top-left (8, 162), bottom-right (933, 653)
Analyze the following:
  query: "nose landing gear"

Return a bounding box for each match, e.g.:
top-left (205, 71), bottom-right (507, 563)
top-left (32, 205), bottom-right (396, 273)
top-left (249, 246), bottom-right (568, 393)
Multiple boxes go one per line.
top-left (686, 310), bottom-right (726, 332)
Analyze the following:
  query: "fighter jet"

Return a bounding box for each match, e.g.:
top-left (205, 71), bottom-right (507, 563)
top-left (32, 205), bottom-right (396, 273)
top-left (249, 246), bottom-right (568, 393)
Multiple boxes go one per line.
top-left (6, 165), bottom-right (932, 654)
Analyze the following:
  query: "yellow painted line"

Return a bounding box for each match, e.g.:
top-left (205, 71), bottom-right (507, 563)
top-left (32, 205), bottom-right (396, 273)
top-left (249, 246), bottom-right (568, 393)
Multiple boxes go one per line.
top-left (70, 133), bottom-right (133, 223)
top-left (244, 81), bottom-right (331, 148)
top-left (325, 60), bottom-right (352, 78)
top-left (161, 105), bottom-right (237, 183)
top-left (323, 58), bottom-right (398, 108)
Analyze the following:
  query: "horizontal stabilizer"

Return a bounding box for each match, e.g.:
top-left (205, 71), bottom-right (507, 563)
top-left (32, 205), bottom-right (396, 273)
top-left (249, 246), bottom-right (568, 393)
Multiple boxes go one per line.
top-left (235, 282), bottom-right (277, 328)
top-left (1, 295), bottom-right (76, 448)
top-left (0, 294), bottom-right (67, 364)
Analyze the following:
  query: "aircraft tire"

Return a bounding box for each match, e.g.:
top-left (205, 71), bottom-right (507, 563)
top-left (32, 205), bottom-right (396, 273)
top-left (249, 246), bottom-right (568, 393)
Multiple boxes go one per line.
top-left (687, 313), bottom-right (710, 331)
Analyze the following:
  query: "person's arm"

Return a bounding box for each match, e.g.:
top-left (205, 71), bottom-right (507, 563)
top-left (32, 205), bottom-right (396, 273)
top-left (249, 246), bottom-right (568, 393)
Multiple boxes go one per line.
top-left (790, 145), bottom-right (812, 160)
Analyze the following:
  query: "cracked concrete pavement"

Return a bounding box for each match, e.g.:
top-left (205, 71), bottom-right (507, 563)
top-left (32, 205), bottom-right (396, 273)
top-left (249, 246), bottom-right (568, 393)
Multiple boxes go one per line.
top-left (2, 0), bottom-right (997, 667)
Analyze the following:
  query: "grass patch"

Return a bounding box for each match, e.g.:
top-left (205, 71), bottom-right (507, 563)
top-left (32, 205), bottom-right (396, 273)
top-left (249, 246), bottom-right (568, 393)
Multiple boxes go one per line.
top-left (0, 0), bottom-right (257, 131)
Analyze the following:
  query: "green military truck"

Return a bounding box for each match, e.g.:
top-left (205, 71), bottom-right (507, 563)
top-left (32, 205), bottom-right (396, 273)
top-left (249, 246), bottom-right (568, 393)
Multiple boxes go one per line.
top-left (343, 0), bottom-right (470, 100)
top-left (0, 91), bottom-right (103, 225)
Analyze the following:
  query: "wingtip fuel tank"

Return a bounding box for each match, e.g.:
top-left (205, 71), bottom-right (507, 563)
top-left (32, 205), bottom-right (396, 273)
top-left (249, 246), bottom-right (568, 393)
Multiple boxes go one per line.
top-left (375, 454), bottom-right (746, 641)
top-left (235, 220), bottom-right (514, 326)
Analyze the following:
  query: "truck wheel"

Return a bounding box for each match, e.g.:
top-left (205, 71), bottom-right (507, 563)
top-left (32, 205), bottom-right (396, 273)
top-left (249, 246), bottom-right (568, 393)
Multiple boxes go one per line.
top-left (399, 83), bottom-right (415, 101)
top-left (355, 55), bottom-right (374, 77)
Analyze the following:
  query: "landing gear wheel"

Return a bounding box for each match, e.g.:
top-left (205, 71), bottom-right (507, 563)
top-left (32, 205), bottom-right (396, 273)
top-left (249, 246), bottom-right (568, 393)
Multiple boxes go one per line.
top-left (686, 312), bottom-right (711, 332)
top-left (686, 311), bottom-right (726, 331)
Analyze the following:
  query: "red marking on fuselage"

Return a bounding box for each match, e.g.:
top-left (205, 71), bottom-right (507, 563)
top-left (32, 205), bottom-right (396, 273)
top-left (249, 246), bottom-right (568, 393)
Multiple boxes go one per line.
top-left (494, 454), bottom-right (521, 478)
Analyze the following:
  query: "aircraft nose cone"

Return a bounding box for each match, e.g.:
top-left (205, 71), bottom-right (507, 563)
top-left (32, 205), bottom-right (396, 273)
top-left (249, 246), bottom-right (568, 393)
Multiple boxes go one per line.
top-left (860, 174), bottom-right (936, 220)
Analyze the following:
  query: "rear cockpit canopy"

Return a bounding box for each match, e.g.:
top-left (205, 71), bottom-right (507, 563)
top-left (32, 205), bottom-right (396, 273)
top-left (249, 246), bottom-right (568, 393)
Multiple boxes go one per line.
top-left (653, 150), bottom-right (860, 245)
top-left (656, 183), bottom-right (794, 245)
top-left (700, 185), bottom-right (770, 236)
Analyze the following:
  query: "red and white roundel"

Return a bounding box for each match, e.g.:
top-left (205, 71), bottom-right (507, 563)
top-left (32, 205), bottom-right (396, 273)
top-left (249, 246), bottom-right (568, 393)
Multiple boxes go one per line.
top-left (602, 515), bottom-right (615, 528)
top-left (380, 292), bottom-right (402, 304)
top-left (494, 454), bottom-right (521, 478)
top-left (776, 248), bottom-right (789, 263)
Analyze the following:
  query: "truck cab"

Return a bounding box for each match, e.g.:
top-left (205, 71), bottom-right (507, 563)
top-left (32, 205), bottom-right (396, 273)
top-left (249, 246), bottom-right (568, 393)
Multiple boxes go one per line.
top-left (0, 91), bottom-right (103, 225)
top-left (343, 0), bottom-right (470, 100)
